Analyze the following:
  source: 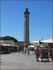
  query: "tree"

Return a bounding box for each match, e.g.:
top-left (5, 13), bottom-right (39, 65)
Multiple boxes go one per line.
top-left (0, 36), bottom-right (18, 43)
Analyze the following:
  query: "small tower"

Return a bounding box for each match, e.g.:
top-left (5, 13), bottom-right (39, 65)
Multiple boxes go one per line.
top-left (24, 8), bottom-right (30, 47)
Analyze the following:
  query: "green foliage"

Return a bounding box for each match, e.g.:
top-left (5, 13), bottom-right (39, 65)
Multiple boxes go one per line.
top-left (0, 36), bottom-right (18, 43)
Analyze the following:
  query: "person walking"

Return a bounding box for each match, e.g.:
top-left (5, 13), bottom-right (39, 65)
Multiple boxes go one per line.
top-left (23, 47), bottom-right (27, 55)
top-left (36, 46), bottom-right (40, 61)
top-left (27, 47), bottom-right (30, 55)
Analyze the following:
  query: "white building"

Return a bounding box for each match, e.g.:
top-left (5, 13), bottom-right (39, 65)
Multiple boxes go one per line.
top-left (30, 38), bottom-right (53, 48)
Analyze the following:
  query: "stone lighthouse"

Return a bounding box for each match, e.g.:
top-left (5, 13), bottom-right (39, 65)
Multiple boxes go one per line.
top-left (24, 8), bottom-right (30, 47)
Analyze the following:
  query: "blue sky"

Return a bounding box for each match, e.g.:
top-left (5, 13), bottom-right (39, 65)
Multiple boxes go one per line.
top-left (1, 0), bottom-right (52, 41)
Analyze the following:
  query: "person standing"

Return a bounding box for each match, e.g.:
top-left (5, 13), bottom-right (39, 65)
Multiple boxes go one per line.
top-left (41, 46), bottom-right (49, 62)
top-left (51, 49), bottom-right (53, 61)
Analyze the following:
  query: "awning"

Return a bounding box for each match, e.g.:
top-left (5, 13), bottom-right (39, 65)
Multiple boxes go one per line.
top-left (28, 45), bottom-right (35, 48)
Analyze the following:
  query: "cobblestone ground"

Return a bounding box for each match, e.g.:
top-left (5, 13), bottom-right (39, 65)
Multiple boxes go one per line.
top-left (1, 51), bottom-right (53, 70)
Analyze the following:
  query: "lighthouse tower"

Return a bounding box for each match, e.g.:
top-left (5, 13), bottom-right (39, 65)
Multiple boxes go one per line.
top-left (24, 8), bottom-right (30, 47)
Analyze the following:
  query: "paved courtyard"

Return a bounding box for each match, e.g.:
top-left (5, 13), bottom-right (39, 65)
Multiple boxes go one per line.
top-left (1, 51), bottom-right (53, 70)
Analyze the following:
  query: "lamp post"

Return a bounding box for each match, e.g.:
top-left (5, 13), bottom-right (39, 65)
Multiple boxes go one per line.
top-left (0, 0), bottom-right (1, 64)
